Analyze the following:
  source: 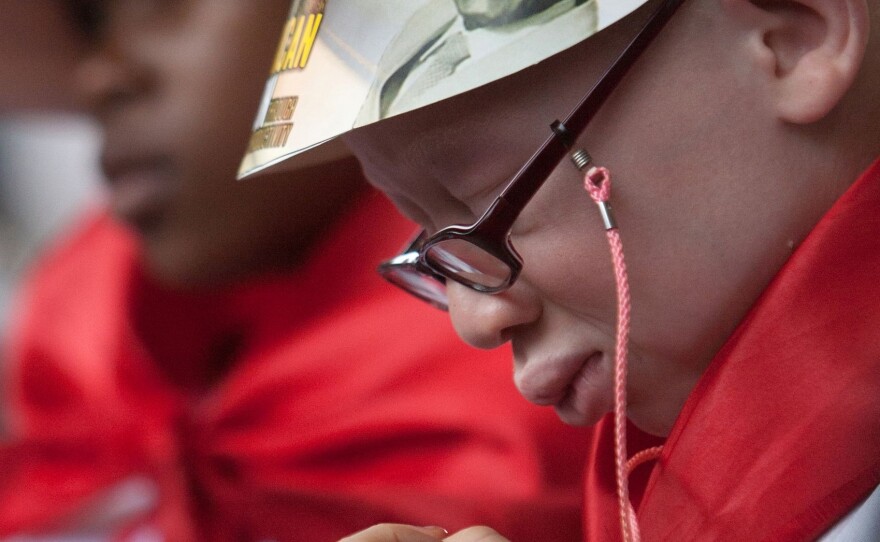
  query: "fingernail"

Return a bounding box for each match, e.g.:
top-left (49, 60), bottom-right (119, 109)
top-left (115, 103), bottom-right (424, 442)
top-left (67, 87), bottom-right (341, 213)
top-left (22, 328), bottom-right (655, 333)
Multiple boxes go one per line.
top-left (419, 526), bottom-right (449, 536)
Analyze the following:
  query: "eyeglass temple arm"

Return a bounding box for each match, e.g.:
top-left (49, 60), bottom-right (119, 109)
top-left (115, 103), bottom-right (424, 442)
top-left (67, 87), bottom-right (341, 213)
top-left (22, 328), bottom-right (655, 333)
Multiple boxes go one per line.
top-left (496, 0), bottom-right (687, 214)
top-left (560, 0), bottom-right (687, 141)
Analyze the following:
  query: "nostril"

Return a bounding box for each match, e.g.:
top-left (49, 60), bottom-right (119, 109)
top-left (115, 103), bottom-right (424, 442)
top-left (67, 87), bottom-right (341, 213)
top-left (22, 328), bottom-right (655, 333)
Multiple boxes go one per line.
top-left (447, 281), bottom-right (538, 350)
top-left (448, 293), bottom-right (504, 349)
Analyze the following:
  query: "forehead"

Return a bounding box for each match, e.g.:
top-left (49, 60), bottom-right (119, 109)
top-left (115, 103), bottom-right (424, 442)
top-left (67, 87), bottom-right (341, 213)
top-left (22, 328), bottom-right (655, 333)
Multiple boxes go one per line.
top-left (348, 77), bottom-right (545, 211)
top-left (68, 0), bottom-right (286, 36)
top-left (344, 15), bottom-right (637, 210)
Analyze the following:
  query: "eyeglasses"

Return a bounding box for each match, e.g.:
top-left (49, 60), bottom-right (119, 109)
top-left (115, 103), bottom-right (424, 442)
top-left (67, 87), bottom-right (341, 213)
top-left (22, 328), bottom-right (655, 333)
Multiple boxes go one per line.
top-left (378, 0), bottom-right (686, 311)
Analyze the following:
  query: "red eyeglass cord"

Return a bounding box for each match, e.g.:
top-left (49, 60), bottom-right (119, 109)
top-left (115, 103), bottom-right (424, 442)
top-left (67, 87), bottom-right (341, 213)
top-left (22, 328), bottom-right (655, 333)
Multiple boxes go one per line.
top-left (584, 165), bottom-right (664, 542)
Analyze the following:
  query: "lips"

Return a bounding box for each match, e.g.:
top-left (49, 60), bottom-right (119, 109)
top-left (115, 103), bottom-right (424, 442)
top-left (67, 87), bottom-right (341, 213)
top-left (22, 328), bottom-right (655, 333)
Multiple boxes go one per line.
top-left (101, 149), bottom-right (175, 230)
top-left (515, 351), bottom-right (613, 426)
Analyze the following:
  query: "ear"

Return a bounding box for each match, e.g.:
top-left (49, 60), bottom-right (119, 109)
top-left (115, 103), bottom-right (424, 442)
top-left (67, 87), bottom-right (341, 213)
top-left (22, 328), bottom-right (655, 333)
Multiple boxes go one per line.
top-left (723, 0), bottom-right (870, 124)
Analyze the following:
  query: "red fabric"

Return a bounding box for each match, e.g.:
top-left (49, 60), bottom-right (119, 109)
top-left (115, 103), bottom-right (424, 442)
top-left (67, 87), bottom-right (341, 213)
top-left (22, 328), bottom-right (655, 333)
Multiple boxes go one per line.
top-left (584, 158), bottom-right (880, 541)
top-left (0, 190), bottom-right (590, 542)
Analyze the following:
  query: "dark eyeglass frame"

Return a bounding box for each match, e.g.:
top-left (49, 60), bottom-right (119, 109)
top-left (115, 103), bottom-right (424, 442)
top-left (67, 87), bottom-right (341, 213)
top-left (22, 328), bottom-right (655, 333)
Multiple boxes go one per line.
top-left (379, 0), bottom-right (686, 308)
top-left (378, 230), bottom-right (451, 310)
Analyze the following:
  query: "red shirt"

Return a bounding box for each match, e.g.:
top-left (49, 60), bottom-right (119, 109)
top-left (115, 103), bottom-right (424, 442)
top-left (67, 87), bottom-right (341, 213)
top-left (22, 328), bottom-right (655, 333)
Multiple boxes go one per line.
top-left (585, 159), bottom-right (880, 541)
top-left (1, 190), bottom-right (590, 541)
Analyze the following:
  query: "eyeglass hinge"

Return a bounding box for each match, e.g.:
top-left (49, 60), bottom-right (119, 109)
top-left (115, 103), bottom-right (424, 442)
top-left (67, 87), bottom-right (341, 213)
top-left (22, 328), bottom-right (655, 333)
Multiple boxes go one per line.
top-left (550, 120), bottom-right (574, 148)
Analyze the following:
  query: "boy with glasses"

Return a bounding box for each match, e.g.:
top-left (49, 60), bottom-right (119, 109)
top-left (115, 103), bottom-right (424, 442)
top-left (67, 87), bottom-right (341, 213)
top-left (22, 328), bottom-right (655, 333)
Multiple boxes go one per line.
top-left (242, 0), bottom-right (880, 540)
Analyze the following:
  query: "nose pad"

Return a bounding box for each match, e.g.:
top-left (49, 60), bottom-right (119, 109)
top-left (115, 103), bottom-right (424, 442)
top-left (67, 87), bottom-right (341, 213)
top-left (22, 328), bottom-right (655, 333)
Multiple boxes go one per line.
top-left (446, 280), bottom-right (541, 350)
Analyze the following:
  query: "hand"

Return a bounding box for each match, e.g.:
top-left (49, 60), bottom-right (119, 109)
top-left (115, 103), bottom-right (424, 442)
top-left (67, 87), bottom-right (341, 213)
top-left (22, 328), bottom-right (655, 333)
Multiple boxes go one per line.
top-left (339, 524), bottom-right (511, 542)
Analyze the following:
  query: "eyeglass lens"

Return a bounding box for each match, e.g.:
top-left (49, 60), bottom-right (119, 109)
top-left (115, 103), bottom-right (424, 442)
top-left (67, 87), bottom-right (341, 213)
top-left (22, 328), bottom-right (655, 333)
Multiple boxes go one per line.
top-left (380, 261), bottom-right (448, 310)
top-left (424, 239), bottom-right (512, 290)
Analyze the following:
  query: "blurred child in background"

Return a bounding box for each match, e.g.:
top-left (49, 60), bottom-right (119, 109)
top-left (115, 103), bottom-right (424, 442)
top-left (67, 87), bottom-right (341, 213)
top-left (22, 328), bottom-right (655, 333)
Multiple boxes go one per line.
top-left (0, 1), bottom-right (589, 540)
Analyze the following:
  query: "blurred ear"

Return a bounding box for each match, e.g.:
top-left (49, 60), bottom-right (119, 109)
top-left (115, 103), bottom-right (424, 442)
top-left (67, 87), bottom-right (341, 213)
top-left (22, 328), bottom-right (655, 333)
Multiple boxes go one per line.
top-left (724, 0), bottom-right (869, 124)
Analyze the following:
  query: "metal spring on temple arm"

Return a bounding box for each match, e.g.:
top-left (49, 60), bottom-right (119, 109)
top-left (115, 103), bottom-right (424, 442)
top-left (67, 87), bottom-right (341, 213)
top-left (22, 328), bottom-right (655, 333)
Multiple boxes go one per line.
top-left (571, 148), bottom-right (616, 231)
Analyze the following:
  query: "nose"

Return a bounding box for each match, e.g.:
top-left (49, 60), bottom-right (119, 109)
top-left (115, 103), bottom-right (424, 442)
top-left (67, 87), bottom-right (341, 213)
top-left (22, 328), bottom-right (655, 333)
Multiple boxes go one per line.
top-left (446, 280), bottom-right (541, 350)
top-left (73, 42), bottom-right (143, 118)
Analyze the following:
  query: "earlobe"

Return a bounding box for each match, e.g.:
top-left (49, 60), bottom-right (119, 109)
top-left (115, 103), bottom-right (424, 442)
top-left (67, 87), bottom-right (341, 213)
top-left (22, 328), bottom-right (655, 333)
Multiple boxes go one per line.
top-left (725, 0), bottom-right (870, 124)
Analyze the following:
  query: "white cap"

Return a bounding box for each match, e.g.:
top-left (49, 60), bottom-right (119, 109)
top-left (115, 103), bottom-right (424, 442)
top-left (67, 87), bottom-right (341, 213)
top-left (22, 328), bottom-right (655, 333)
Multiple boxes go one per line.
top-left (238, 0), bottom-right (651, 178)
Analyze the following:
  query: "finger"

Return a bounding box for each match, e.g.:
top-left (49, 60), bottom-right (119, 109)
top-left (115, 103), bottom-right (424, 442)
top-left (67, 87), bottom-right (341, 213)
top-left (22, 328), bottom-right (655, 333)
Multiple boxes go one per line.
top-left (339, 524), bottom-right (448, 542)
top-left (443, 526), bottom-right (510, 542)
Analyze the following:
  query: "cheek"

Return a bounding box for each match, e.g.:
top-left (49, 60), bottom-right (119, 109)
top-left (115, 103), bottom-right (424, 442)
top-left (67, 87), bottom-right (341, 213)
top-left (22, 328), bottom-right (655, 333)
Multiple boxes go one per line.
top-left (514, 174), bottom-right (619, 322)
top-left (523, 233), bottom-right (617, 323)
top-left (511, 165), bottom-right (714, 376)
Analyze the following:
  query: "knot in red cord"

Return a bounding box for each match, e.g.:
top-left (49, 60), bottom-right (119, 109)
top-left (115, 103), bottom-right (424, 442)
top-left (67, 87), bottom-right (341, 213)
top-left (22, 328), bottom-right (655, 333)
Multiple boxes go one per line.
top-left (585, 166), bottom-right (612, 203)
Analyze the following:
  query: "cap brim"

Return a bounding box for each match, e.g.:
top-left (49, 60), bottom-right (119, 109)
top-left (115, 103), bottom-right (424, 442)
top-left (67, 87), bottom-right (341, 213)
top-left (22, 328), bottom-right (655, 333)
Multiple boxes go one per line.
top-left (238, 0), bottom-right (650, 180)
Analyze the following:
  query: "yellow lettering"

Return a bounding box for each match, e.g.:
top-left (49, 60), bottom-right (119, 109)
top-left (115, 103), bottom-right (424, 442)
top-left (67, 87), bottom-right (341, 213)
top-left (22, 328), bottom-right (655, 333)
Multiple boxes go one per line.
top-left (265, 101), bottom-right (278, 124)
top-left (263, 97), bottom-right (299, 124)
top-left (271, 17), bottom-right (298, 74)
top-left (272, 11), bottom-right (325, 74)
top-left (280, 96), bottom-right (298, 120)
top-left (248, 123), bottom-right (294, 153)
top-left (281, 16), bottom-right (306, 71)
top-left (294, 13), bottom-right (323, 69)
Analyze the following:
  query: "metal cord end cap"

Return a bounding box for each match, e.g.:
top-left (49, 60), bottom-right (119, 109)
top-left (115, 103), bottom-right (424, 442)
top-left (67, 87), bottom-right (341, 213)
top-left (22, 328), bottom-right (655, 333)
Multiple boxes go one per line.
top-left (596, 201), bottom-right (617, 231)
top-left (571, 149), bottom-right (592, 171)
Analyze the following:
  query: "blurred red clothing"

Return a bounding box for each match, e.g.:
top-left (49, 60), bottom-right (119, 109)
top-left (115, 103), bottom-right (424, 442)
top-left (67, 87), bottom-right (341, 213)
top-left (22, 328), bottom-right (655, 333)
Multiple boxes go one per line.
top-left (584, 159), bottom-right (880, 541)
top-left (0, 190), bottom-right (589, 542)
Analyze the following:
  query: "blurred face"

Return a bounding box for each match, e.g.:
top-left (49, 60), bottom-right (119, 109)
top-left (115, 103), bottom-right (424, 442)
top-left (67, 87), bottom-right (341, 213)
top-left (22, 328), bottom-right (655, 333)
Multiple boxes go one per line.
top-left (453, 0), bottom-right (564, 28)
top-left (74, 0), bottom-right (350, 286)
top-left (1, 1), bottom-right (85, 110)
top-left (345, 1), bottom-right (825, 435)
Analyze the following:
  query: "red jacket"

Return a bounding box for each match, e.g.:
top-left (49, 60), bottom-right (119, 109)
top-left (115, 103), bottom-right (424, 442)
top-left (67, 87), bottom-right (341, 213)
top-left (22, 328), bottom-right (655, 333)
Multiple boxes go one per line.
top-left (585, 159), bottom-right (880, 541)
top-left (1, 190), bottom-right (589, 541)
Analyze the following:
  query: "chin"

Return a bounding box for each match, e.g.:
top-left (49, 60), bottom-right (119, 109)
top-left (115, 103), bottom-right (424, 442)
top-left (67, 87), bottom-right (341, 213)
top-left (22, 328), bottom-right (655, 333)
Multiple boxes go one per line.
top-left (554, 408), bottom-right (605, 428)
top-left (141, 258), bottom-right (199, 289)
top-left (139, 238), bottom-right (223, 290)
top-left (627, 407), bottom-right (675, 438)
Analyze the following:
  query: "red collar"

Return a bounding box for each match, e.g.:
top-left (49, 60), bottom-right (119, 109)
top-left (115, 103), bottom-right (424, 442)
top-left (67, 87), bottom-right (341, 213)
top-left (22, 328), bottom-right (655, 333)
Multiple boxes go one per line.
top-left (126, 188), bottom-right (411, 390)
top-left (586, 158), bottom-right (880, 541)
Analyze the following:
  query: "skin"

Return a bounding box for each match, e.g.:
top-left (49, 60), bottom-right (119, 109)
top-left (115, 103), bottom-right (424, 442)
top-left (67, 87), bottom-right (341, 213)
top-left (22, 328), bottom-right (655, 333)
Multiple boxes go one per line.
top-left (340, 2), bottom-right (880, 538)
top-left (339, 525), bottom-right (507, 542)
top-left (453, 0), bottom-right (573, 28)
top-left (23, 0), bottom-right (363, 534)
top-left (346, 0), bottom-right (880, 437)
top-left (75, 0), bottom-right (364, 288)
top-left (0, 1), bottom-right (87, 111)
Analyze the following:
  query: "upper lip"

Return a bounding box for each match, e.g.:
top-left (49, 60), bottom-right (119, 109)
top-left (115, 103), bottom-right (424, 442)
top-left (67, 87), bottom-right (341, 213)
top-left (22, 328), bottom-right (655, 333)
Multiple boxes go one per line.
top-left (514, 351), bottom-right (600, 407)
top-left (98, 117), bottom-right (173, 182)
top-left (100, 146), bottom-right (173, 184)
